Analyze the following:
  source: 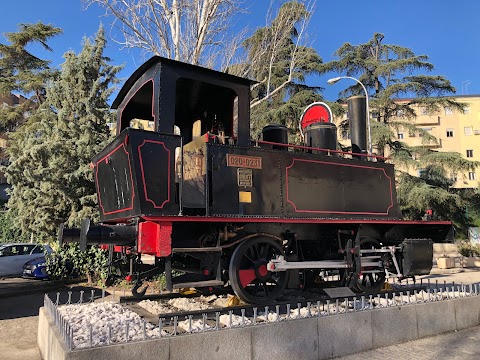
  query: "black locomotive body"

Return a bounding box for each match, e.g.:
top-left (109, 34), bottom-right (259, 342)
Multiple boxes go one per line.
top-left (61, 56), bottom-right (453, 303)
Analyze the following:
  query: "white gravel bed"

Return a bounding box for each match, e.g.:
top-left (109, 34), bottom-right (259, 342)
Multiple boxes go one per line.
top-left (137, 294), bottom-right (230, 315)
top-left (57, 302), bottom-right (166, 348)
top-left (55, 288), bottom-right (477, 348)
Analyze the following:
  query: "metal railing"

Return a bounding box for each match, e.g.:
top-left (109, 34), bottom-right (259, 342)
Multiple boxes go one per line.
top-left (44, 282), bottom-right (480, 351)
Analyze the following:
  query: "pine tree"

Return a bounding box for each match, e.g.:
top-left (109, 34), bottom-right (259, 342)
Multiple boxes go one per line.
top-left (5, 26), bottom-right (122, 241)
top-left (0, 22), bottom-right (62, 132)
top-left (322, 33), bottom-right (463, 156)
top-left (323, 33), bottom-right (479, 230)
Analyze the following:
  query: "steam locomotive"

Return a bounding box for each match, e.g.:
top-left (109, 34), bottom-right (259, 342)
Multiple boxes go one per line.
top-left (59, 56), bottom-right (453, 303)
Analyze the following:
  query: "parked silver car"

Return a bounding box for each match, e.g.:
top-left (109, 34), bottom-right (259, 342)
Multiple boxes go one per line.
top-left (0, 243), bottom-right (52, 277)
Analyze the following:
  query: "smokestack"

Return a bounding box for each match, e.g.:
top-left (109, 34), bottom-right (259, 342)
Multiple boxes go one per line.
top-left (347, 96), bottom-right (367, 156)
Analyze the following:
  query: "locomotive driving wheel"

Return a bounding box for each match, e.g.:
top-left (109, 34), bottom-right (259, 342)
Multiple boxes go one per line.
top-left (350, 238), bottom-right (386, 293)
top-left (229, 237), bottom-right (288, 304)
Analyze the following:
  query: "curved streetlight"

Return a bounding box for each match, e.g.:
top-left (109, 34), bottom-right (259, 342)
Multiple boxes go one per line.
top-left (327, 76), bottom-right (372, 156)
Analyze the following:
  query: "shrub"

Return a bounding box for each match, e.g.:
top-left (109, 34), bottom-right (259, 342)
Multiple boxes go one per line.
top-left (46, 243), bottom-right (108, 282)
top-left (457, 241), bottom-right (480, 257)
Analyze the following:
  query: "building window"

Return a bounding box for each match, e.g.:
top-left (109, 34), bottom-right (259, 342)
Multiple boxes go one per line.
top-left (464, 126), bottom-right (473, 136)
top-left (396, 110), bottom-right (405, 117)
top-left (468, 172), bottom-right (476, 180)
top-left (397, 132), bottom-right (404, 139)
top-left (446, 129), bottom-right (454, 137)
top-left (450, 173), bottom-right (457, 182)
top-left (444, 107), bottom-right (453, 115)
top-left (464, 106), bottom-right (470, 114)
top-left (408, 130), bottom-right (416, 137)
top-left (467, 149), bottom-right (474, 158)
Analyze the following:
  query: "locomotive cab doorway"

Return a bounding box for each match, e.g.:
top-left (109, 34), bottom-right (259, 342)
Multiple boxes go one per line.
top-left (174, 79), bottom-right (241, 210)
top-left (174, 78), bottom-right (239, 144)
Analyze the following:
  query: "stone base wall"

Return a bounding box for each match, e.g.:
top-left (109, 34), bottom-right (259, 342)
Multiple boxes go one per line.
top-left (38, 295), bottom-right (480, 360)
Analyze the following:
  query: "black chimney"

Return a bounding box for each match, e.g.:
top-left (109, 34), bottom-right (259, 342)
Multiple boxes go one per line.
top-left (347, 95), bottom-right (367, 155)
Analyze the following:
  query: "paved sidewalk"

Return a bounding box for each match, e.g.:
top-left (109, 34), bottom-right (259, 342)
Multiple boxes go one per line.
top-left (336, 325), bottom-right (480, 360)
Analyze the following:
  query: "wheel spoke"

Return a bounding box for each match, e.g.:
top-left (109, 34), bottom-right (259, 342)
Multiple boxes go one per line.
top-left (259, 243), bottom-right (268, 259)
top-left (252, 244), bottom-right (261, 260)
top-left (243, 253), bottom-right (256, 265)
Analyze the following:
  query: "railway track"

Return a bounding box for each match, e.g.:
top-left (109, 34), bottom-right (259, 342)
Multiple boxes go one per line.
top-left (120, 280), bottom-right (428, 325)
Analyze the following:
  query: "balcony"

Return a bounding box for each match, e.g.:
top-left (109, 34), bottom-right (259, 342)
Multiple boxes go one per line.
top-left (414, 115), bottom-right (441, 126)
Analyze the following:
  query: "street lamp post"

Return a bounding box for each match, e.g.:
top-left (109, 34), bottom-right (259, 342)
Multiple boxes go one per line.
top-left (327, 76), bottom-right (372, 156)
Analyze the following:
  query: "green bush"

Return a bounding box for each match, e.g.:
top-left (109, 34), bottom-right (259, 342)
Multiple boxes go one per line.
top-left (457, 241), bottom-right (480, 257)
top-left (46, 243), bottom-right (108, 282)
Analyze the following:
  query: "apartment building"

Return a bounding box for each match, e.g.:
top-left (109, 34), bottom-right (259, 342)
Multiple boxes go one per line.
top-left (392, 95), bottom-right (480, 188)
top-left (334, 95), bottom-right (480, 188)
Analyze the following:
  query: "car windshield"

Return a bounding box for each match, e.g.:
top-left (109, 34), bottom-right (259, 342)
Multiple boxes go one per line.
top-left (0, 245), bottom-right (10, 256)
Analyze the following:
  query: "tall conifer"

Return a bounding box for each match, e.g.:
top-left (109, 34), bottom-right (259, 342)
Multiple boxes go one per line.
top-left (0, 22), bottom-right (62, 132)
top-left (323, 33), bottom-right (479, 230)
top-left (6, 26), bottom-right (122, 240)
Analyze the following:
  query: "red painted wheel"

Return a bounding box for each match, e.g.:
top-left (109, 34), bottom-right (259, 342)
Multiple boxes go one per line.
top-left (229, 237), bottom-right (288, 304)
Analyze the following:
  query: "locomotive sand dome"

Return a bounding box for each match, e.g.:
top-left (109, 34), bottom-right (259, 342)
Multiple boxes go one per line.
top-left (59, 56), bottom-right (453, 303)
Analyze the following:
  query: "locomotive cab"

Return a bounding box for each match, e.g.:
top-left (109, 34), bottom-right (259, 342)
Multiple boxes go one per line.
top-left (93, 57), bottom-right (256, 220)
top-left (113, 56), bottom-right (253, 145)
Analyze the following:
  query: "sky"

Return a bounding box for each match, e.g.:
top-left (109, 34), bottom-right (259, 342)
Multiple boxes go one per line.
top-left (1, 0), bottom-right (480, 102)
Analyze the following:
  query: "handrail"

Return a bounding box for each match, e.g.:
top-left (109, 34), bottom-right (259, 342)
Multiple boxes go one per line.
top-left (257, 140), bottom-right (388, 161)
top-left (202, 133), bottom-right (388, 161)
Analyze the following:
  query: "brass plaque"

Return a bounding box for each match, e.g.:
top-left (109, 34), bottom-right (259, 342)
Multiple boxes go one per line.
top-left (239, 191), bottom-right (252, 203)
top-left (227, 154), bottom-right (262, 169)
top-left (237, 168), bottom-right (253, 187)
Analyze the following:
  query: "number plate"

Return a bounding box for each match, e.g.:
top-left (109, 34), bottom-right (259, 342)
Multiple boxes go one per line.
top-left (227, 154), bottom-right (262, 169)
top-left (24, 269), bottom-right (32, 274)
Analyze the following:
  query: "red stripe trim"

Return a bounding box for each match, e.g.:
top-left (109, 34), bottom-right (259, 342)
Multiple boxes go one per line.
top-left (137, 140), bottom-right (171, 208)
top-left (285, 158), bottom-right (394, 215)
top-left (141, 215), bottom-right (451, 225)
